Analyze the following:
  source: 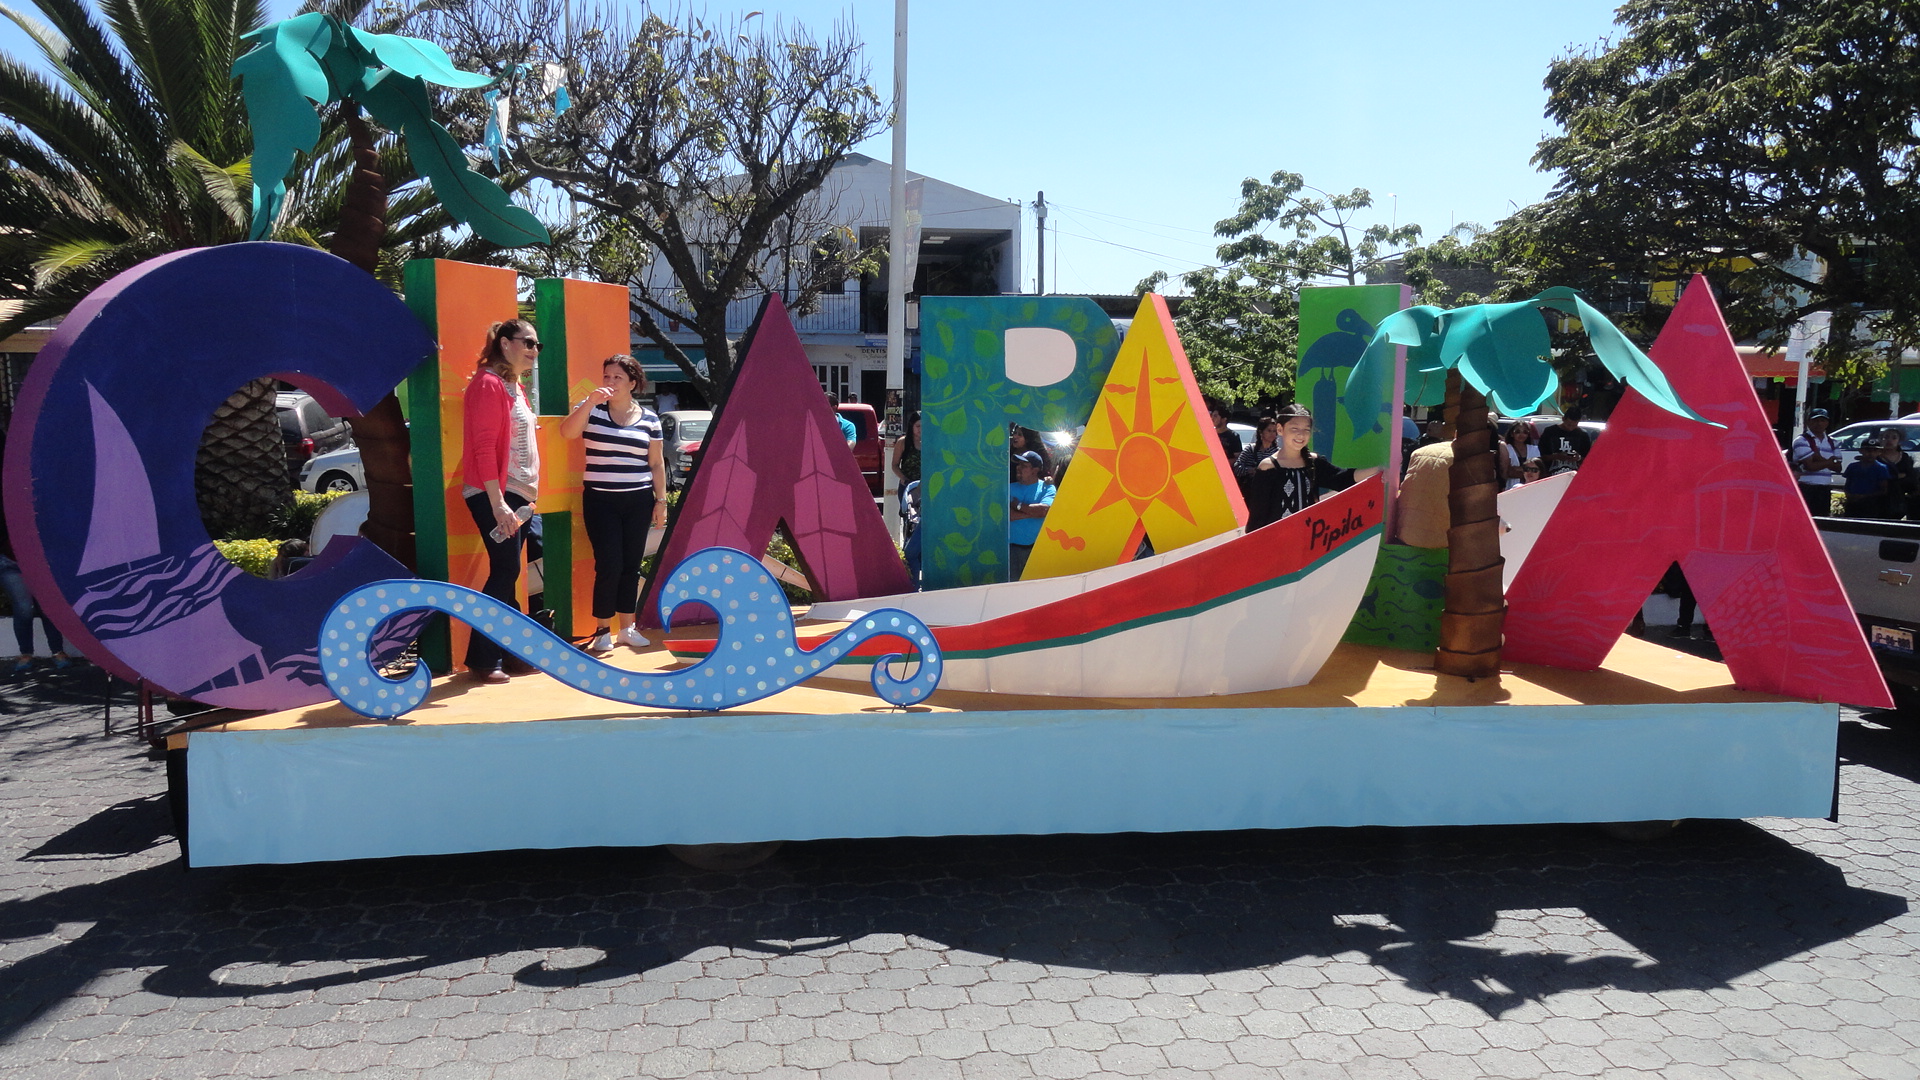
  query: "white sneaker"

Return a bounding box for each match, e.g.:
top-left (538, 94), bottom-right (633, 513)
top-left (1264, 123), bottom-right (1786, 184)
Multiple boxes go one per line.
top-left (588, 630), bottom-right (614, 654)
top-left (620, 625), bottom-right (649, 649)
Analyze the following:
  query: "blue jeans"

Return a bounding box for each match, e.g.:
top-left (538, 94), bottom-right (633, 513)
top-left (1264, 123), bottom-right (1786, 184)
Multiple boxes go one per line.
top-left (0, 555), bottom-right (63, 656)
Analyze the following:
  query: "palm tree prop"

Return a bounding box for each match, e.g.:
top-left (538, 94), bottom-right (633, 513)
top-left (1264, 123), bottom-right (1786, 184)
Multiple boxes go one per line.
top-left (231, 12), bottom-right (548, 571)
top-left (232, 11), bottom-right (547, 250)
top-left (1345, 288), bottom-right (1714, 679)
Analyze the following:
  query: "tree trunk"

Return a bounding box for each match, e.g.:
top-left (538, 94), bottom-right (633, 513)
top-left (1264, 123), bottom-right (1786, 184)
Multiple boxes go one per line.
top-left (1434, 372), bottom-right (1505, 679)
top-left (330, 104), bottom-right (416, 571)
top-left (196, 378), bottom-right (290, 540)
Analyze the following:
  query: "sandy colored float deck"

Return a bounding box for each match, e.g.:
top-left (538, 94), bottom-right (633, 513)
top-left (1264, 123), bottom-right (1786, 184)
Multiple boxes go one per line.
top-left (180, 631), bottom-right (1787, 740)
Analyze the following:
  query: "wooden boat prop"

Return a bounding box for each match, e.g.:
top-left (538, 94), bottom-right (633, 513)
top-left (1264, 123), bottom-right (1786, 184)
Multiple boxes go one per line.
top-left (672, 477), bottom-right (1384, 698)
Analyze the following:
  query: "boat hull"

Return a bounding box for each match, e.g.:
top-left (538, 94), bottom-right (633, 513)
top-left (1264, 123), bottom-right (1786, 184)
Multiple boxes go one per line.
top-left (678, 478), bottom-right (1386, 699)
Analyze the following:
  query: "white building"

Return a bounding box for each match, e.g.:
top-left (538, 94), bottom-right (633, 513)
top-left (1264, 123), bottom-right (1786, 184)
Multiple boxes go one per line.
top-left (638, 153), bottom-right (1022, 408)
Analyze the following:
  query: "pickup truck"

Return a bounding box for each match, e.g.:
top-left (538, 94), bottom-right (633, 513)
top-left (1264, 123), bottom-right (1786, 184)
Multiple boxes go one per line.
top-left (1817, 516), bottom-right (1920, 706)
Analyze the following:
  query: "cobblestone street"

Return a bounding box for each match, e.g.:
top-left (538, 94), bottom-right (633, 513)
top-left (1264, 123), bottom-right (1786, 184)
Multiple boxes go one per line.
top-left (2, 665), bottom-right (1917, 1079)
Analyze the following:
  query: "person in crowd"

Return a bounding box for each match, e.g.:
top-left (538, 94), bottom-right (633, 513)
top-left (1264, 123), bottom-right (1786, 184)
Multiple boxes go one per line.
top-left (267, 539), bottom-right (311, 580)
top-left (1009, 424), bottom-right (1053, 481)
top-left (461, 318), bottom-right (542, 683)
top-left (892, 410), bottom-right (922, 529)
top-left (1791, 409), bottom-right (1841, 517)
top-left (1239, 403), bottom-right (1360, 531)
top-left (1008, 451), bottom-right (1055, 579)
top-left (1659, 562), bottom-right (1701, 639)
top-left (1420, 419), bottom-right (1449, 447)
top-left (562, 354), bottom-right (669, 653)
top-left (1501, 421), bottom-right (1539, 489)
top-left (828, 388), bottom-right (856, 446)
top-left (1537, 410), bottom-right (1592, 477)
top-left (1233, 416), bottom-right (1282, 502)
top-left (1207, 398), bottom-right (1242, 459)
top-left (901, 480), bottom-right (923, 585)
top-left (1517, 459), bottom-right (1543, 485)
top-left (1878, 428), bottom-right (1915, 520)
top-left (0, 519), bottom-right (71, 673)
top-left (1843, 440), bottom-right (1890, 519)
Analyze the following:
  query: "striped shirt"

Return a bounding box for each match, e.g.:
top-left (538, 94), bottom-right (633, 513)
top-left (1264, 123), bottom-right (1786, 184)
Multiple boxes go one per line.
top-left (582, 402), bottom-right (662, 491)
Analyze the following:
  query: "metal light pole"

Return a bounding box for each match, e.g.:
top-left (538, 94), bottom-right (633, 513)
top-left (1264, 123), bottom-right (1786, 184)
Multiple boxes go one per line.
top-left (1034, 191), bottom-right (1047, 294)
top-left (883, 0), bottom-right (909, 538)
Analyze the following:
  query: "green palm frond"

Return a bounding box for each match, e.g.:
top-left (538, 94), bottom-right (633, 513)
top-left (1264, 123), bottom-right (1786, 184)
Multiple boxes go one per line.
top-left (169, 137), bottom-right (250, 230)
top-left (30, 235), bottom-right (116, 286)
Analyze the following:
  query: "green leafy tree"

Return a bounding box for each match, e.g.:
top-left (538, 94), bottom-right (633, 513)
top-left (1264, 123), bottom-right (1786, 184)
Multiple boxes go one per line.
top-left (1141, 170), bottom-right (1422, 406)
top-left (1489, 0), bottom-right (1920, 383)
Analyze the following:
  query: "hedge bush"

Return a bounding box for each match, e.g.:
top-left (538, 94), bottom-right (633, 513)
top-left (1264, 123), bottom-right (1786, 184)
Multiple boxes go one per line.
top-left (213, 538), bottom-right (281, 578)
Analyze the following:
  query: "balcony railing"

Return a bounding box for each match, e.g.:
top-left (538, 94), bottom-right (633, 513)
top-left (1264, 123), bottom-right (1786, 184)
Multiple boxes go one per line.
top-left (650, 292), bottom-right (862, 335)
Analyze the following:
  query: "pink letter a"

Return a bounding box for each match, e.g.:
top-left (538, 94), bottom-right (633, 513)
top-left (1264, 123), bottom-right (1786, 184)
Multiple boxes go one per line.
top-left (1504, 276), bottom-right (1890, 708)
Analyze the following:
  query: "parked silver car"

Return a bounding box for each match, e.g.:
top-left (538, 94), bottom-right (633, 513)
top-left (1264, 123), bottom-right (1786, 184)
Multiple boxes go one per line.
top-left (660, 410), bottom-right (712, 488)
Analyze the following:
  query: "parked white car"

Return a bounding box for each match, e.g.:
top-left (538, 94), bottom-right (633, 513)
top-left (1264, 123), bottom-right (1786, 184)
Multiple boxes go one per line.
top-left (1825, 421), bottom-right (1920, 485)
top-left (299, 445), bottom-right (364, 493)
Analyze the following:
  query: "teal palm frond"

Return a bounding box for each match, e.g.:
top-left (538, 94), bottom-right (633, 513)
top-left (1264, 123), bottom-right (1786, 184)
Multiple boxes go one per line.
top-left (1338, 289), bottom-right (1718, 467)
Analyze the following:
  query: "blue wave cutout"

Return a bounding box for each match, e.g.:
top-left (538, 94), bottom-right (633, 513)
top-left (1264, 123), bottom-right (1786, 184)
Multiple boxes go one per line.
top-left (321, 548), bottom-right (943, 719)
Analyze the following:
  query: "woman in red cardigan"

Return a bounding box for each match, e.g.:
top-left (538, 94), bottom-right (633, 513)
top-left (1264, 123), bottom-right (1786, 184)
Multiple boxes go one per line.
top-left (462, 319), bottom-right (542, 683)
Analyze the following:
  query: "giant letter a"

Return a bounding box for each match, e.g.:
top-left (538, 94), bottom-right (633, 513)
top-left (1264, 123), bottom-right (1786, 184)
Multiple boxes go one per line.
top-left (638, 297), bottom-right (911, 626)
top-left (1504, 276), bottom-right (1889, 708)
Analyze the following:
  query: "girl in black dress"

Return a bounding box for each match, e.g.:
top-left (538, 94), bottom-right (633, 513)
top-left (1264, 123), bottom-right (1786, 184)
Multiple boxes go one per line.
top-left (1234, 403), bottom-right (1353, 530)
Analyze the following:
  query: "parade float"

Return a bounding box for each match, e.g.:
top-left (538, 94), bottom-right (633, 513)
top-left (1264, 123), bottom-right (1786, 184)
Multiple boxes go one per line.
top-left (0, 21), bottom-right (1886, 868)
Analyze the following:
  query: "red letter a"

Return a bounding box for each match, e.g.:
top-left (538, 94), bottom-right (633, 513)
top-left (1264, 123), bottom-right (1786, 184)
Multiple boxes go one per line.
top-left (1504, 277), bottom-right (1890, 708)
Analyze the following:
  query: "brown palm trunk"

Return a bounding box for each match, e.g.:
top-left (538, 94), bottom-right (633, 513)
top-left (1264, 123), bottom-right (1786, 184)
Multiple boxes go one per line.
top-left (1435, 373), bottom-right (1505, 678)
top-left (330, 104), bottom-right (415, 570)
top-left (196, 378), bottom-right (291, 540)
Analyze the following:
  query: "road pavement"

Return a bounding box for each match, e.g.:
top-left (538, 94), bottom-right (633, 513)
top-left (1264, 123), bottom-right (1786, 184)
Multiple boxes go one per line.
top-left (2, 657), bottom-right (1917, 1079)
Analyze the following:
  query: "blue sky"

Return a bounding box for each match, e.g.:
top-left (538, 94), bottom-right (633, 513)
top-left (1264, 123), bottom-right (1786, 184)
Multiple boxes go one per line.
top-left (3, 0), bottom-right (1629, 296)
top-left (760, 0), bottom-right (1631, 295)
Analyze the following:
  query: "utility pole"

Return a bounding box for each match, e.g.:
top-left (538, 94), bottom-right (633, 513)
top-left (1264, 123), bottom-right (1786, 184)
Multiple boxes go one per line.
top-left (883, 0), bottom-right (909, 537)
top-left (1033, 191), bottom-right (1047, 294)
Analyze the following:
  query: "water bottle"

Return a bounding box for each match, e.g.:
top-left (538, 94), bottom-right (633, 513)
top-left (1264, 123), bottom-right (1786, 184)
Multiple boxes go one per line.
top-left (489, 504), bottom-right (534, 543)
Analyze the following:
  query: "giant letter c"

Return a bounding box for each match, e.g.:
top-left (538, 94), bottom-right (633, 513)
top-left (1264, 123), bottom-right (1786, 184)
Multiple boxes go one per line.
top-left (2, 242), bottom-right (435, 709)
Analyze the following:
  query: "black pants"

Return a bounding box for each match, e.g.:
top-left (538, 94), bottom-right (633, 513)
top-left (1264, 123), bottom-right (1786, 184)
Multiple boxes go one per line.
top-left (1799, 482), bottom-right (1832, 518)
top-left (583, 487), bottom-right (655, 620)
top-left (463, 490), bottom-right (531, 671)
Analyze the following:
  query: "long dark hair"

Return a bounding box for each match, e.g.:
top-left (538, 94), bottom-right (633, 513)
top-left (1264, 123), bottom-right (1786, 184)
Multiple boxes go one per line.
top-left (1255, 415), bottom-right (1280, 449)
top-left (477, 318), bottom-right (535, 379)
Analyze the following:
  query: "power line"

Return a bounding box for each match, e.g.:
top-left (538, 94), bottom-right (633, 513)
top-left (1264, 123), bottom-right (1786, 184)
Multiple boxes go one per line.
top-left (1050, 204), bottom-right (1224, 258)
top-left (1048, 199), bottom-right (1217, 237)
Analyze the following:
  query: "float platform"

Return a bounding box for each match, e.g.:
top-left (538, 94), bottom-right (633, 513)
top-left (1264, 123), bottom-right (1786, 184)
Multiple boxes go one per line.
top-left (169, 633), bottom-right (1839, 867)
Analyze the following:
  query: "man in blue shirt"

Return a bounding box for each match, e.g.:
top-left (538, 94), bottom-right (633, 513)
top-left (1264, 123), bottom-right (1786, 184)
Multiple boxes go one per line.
top-left (827, 389), bottom-right (856, 446)
top-left (1843, 441), bottom-right (1891, 518)
top-left (1008, 451), bottom-right (1056, 579)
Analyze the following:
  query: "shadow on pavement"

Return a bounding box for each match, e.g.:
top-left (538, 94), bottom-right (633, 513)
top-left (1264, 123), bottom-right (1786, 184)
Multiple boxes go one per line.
top-left (0, 808), bottom-right (1905, 1034)
top-left (1841, 708), bottom-right (1920, 785)
top-left (23, 794), bottom-right (174, 861)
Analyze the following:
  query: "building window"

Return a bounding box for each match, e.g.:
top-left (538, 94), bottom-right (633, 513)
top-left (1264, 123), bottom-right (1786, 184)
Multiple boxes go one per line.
top-left (813, 364), bottom-right (852, 402)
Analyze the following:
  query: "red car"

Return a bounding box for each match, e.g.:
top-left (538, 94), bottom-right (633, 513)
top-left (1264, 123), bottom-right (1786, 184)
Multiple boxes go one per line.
top-left (838, 403), bottom-right (884, 497)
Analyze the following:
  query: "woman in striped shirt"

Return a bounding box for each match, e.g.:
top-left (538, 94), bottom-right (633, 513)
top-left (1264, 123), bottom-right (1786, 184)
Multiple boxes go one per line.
top-left (561, 355), bottom-right (669, 652)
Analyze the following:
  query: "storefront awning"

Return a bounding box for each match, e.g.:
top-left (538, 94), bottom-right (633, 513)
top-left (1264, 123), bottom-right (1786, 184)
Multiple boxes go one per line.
top-left (1738, 345), bottom-right (1823, 380)
top-left (634, 346), bottom-right (706, 382)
